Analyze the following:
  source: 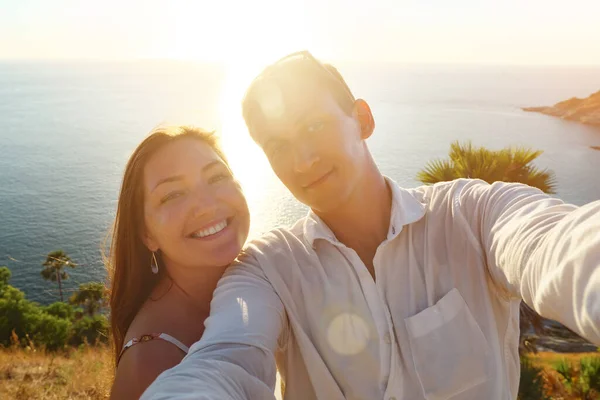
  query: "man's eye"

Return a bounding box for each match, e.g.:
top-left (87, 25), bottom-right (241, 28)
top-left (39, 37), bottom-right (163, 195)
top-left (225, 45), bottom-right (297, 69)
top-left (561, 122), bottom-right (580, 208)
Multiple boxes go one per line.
top-left (307, 121), bottom-right (325, 133)
top-left (208, 173), bottom-right (231, 184)
top-left (268, 141), bottom-right (288, 157)
top-left (160, 191), bottom-right (184, 204)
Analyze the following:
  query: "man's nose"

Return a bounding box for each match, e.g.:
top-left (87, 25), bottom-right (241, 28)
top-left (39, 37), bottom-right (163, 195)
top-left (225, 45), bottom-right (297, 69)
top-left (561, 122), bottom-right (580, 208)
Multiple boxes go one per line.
top-left (293, 143), bottom-right (320, 174)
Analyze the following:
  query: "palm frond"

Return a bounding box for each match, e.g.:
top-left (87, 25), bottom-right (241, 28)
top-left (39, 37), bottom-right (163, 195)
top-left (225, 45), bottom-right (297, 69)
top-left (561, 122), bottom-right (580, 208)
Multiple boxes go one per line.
top-left (418, 141), bottom-right (556, 194)
top-left (416, 159), bottom-right (457, 184)
top-left (520, 167), bottom-right (557, 194)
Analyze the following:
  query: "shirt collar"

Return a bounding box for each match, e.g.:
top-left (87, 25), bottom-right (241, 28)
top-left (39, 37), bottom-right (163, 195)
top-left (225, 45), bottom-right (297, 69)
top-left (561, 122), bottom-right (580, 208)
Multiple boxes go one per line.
top-left (303, 177), bottom-right (426, 247)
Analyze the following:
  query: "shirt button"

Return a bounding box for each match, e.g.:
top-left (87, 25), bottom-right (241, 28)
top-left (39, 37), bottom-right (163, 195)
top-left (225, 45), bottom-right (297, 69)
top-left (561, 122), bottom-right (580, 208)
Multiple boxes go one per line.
top-left (391, 226), bottom-right (396, 234)
top-left (384, 333), bottom-right (391, 344)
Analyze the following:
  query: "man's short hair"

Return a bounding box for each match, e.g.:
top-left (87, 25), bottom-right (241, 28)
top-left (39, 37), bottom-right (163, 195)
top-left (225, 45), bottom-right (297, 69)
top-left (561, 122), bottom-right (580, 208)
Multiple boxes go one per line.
top-left (242, 52), bottom-right (356, 130)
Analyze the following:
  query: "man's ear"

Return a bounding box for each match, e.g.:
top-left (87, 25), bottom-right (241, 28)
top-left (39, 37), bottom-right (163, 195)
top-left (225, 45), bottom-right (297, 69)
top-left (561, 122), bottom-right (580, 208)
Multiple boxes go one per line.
top-left (353, 99), bottom-right (375, 140)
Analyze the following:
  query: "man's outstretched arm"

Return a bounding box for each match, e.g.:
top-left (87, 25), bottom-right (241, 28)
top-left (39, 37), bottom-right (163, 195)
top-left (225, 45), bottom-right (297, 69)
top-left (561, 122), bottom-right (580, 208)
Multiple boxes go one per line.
top-left (455, 179), bottom-right (599, 344)
top-left (141, 255), bottom-right (285, 399)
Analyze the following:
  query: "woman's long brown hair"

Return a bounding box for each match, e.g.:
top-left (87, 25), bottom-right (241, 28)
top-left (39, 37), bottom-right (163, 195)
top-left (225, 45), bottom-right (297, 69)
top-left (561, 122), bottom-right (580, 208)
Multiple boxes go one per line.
top-left (105, 125), bottom-right (229, 365)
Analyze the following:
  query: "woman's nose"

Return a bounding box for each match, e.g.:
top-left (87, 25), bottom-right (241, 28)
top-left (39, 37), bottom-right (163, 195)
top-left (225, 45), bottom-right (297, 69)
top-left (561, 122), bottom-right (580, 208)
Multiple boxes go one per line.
top-left (190, 188), bottom-right (219, 219)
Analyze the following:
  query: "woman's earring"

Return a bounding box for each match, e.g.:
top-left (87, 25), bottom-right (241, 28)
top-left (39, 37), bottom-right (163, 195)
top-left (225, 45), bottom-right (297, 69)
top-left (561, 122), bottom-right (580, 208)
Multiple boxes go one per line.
top-left (151, 252), bottom-right (159, 274)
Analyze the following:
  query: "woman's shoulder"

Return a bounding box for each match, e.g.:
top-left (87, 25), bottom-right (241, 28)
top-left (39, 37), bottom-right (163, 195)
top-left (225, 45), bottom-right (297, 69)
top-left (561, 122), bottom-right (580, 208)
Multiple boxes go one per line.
top-left (124, 296), bottom-right (202, 349)
top-left (111, 334), bottom-right (184, 399)
top-left (118, 301), bottom-right (188, 364)
top-left (125, 297), bottom-right (171, 338)
top-left (111, 298), bottom-right (200, 398)
top-left (129, 283), bottom-right (204, 335)
top-left (123, 302), bottom-right (196, 348)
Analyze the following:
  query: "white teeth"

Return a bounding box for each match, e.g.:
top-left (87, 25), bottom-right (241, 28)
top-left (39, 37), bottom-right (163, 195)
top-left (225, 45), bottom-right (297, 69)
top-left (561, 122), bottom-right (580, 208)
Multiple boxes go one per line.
top-left (191, 220), bottom-right (228, 238)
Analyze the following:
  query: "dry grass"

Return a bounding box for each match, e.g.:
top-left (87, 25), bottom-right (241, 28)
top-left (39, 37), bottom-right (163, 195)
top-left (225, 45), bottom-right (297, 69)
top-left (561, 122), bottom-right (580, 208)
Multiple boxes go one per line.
top-left (0, 346), bottom-right (113, 400)
top-left (530, 352), bottom-right (600, 400)
top-left (530, 351), bottom-right (599, 370)
top-left (0, 347), bottom-right (597, 399)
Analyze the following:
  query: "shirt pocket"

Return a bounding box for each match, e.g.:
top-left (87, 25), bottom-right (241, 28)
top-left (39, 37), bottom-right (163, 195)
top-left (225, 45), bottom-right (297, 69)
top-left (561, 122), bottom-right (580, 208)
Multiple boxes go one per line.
top-left (404, 288), bottom-right (491, 400)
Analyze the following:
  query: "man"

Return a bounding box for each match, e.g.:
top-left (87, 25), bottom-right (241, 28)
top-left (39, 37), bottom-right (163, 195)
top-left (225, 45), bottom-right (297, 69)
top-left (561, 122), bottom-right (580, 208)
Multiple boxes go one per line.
top-left (142, 51), bottom-right (600, 399)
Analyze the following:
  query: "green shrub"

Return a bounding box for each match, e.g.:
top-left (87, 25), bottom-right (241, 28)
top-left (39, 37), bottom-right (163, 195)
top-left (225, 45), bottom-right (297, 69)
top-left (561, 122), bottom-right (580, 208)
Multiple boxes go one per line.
top-left (555, 359), bottom-right (575, 387)
top-left (30, 312), bottom-right (71, 350)
top-left (0, 284), bottom-right (42, 346)
top-left (518, 356), bottom-right (548, 400)
top-left (580, 357), bottom-right (600, 393)
top-left (0, 266), bottom-right (11, 287)
top-left (69, 282), bottom-right (106, 316)
top-left (1, 266), bottom-right (108, 350)
top-left (554, 357), bottom-right (600, 399)
top-left (43, 301), bottom-right (76, 320)
top-left (70, 315), bottom-right (109, 346)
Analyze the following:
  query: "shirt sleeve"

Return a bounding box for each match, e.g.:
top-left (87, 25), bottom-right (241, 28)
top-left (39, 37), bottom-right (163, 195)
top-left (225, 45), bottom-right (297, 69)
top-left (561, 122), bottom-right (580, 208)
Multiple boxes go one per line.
top-left (455, 179), bottom-right (600, 345)
top-left (141, 253), bottom-right (286, 400)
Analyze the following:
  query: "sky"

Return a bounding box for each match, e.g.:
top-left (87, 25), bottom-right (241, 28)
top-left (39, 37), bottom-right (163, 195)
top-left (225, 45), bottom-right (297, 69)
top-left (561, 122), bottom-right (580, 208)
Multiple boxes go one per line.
top-left (1, 0), bottom-right (600, 66)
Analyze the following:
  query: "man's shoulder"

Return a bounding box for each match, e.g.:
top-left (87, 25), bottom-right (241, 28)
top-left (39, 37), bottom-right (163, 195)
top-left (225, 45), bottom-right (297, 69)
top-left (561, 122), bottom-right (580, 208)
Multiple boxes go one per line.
top-left (408, 179), bottom-right (550, 225)
top-left (243, 218), bottom-right (310, 257)
top-left (410, 178), bottom-right (487, 197)
top-left (408, 178), bottom-right (526, 207)
top-left (228, 219), bottom-right (313, 281)
top-left (403, 179), bottom-right (476, 211)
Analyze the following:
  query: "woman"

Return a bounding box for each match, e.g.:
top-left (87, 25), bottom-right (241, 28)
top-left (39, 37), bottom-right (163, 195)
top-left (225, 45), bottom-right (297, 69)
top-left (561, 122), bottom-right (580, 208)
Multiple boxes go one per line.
top-left (106, 125), bottom-right (250, 398)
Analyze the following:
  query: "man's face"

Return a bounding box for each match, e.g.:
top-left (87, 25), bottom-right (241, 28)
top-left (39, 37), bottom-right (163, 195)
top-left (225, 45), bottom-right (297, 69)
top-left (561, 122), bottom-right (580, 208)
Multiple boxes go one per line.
top-left (248, 78), bottom-right (372, 213)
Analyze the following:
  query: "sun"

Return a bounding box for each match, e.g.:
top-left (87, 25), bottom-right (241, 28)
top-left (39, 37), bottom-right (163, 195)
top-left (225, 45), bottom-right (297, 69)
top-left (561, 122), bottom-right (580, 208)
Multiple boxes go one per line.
top-left (213, 9), bottom-right (313, 181)
top-left (161, 0), bottom-right (312, 238)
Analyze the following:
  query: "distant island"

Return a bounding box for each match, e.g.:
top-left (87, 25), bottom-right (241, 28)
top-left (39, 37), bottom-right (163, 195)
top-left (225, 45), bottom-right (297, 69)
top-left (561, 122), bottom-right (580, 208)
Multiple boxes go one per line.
top-left (592, 146), bottom-right (600, 151)
top-left (523, 90), bottom-right (600, 127)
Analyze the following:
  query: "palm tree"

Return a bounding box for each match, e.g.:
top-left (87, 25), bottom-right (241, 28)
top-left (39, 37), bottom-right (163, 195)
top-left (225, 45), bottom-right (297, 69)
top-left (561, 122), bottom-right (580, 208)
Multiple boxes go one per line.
top-left (69, 282), bottom-right (106, 316)
top-left (417, 141), bottom-right (557, 353)
top-left (417, 141), bottom-right (556, 194)
top-left (41, 250), bottom-right (75, 302)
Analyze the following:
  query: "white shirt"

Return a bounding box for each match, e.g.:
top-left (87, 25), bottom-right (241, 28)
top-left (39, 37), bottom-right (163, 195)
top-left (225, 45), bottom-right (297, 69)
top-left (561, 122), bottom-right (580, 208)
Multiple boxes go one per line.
top-left (143, 178), bottom-right (600, 400)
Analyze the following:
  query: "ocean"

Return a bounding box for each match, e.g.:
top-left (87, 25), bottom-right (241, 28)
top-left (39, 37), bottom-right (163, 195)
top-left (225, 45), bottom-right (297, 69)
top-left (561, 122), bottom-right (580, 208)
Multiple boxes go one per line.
top-left (1, 60), bottom-right (599, 304)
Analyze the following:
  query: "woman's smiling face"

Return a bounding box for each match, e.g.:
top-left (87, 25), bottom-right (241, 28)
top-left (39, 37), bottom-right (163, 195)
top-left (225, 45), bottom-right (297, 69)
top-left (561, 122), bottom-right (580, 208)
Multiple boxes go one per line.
top-left (142, 137), bottom-right (250, 270)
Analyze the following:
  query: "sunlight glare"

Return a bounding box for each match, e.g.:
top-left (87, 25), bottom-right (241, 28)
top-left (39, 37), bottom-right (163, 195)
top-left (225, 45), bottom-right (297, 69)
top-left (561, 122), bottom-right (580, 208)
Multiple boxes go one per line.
top-left (213, 0), bottom-right (312, 237)
top-left (237, 297), bottom-right (249, 326)
top-left (327, 312), bottom-right (371, 356)
top-left (219, 63), bottom-right (272, 211)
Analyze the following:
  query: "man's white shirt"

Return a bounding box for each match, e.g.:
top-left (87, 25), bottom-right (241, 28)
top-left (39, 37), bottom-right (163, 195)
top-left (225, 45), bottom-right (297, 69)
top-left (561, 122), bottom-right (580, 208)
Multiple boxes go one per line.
top-left (143, 178), bottom-right (600, 400)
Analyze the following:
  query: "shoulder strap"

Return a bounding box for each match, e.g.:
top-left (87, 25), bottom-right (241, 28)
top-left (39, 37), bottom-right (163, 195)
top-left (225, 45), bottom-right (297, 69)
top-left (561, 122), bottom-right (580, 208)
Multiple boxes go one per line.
top-left (118, 333), bottom-right (190, 364)
top-left (156, 333), bottom-right (190, 353)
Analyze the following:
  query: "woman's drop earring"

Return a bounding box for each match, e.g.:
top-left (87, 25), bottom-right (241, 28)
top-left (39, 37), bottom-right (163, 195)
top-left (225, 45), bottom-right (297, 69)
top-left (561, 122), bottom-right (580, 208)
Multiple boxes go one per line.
top-left (151, 252), bottom-right (159, 274)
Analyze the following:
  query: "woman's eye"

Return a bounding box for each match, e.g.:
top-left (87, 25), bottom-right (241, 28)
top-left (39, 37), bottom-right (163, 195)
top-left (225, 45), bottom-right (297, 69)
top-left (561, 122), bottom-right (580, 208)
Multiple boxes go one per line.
top-left (160, 191), bottom-right (184, 204)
